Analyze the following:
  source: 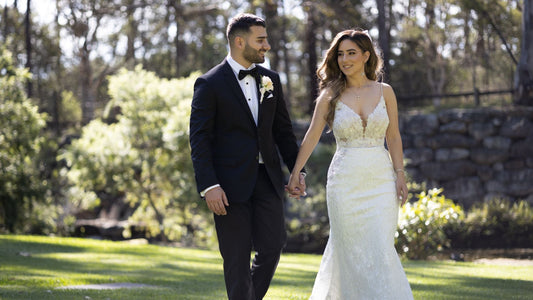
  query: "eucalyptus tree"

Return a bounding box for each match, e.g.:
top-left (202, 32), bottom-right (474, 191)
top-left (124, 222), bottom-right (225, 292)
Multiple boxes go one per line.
top-left (516, 0), bottom-right (533, 105)
top-left (389, 0), bottom-right (520, 105)
top-left (459, 0), bottom-right (521, 99)
top-left (377, 0), bottom-right (392, 83)
top-left (300, 0), bottom-right (367, 114)
top-left (24, 0), bottom-right (32, 97)
top-left (57, 0), bottom-right (123, 124)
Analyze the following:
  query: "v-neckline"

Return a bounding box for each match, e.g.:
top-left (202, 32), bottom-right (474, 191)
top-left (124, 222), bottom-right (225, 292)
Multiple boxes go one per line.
top-left (339, 95), bottom-right (384, 124)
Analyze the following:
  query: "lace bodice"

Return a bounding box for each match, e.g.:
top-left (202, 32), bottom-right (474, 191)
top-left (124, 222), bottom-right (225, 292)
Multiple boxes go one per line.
top-left (332, 95), bottom-right (389, 148)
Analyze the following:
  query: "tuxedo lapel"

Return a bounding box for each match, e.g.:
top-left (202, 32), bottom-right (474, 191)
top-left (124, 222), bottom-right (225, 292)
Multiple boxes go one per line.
top-left (257, 69), bottom-right (264, 126)
top-left (222, 61), bottom-right (256, 127)
top-left (256, 68), bottom-right (273, 127)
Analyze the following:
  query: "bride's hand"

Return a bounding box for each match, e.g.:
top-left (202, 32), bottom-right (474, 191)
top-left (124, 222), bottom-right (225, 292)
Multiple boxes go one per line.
top-left (285, 173), bottom-right (305, 199)
top-left (396, 172), bottom-right (408, 206)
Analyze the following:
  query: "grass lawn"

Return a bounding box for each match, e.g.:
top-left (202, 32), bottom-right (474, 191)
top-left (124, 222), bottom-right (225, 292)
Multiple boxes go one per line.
top-left (1, 235), bottom-right (532, 299)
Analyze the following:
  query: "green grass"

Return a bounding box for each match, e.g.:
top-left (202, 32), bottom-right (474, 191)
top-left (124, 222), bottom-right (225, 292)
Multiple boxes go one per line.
top-left (1, 235), bottom-right (532, 299)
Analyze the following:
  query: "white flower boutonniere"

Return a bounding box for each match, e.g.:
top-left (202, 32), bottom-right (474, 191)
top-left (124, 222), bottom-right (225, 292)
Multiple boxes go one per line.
top-left (259, 76), bottom-right (274, 103)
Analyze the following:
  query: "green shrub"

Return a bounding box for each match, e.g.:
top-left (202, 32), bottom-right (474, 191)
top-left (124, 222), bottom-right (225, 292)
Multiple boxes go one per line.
top-left (61, 67), bottom-right (214, 247)
top-left (451, 198), bottom-right (533, 249)
top-left (0, 49), bottom-right (48, 232)
top-left (284, 143), bottom-right (333, 253)
top-left (395, 188), bottom-right (465, 259)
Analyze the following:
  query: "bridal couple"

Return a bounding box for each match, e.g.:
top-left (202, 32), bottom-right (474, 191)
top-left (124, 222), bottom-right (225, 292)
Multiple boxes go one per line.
top-left (189, 13), bottom-right (413, 300)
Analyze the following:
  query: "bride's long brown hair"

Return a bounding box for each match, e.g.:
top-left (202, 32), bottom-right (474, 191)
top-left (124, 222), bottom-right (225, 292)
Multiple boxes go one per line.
top-left (316, 29), bottom-right (383, 129)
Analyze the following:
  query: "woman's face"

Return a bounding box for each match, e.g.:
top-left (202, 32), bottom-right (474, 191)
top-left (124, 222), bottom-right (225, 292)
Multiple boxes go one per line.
top-left (337, 39), bottom-right (368, 77)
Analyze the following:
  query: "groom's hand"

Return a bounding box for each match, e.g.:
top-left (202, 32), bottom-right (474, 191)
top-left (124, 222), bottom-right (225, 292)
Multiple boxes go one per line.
top-left (205, 186), bottom-right (229, 216)
top-left (285, 173), bottom-right (307, 199)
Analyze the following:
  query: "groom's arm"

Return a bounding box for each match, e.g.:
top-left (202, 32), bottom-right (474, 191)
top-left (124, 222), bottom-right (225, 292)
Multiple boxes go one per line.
top-left (189, 77), bottom-right (219, 195)
top-left (270, 73), bottom-right (305, 175)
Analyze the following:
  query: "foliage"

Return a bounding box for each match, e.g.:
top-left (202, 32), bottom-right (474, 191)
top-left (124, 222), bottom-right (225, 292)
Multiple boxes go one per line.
top-left (0, 48), bottom-right (48, 232)
top-left (3, 0), bottom-right (524, 131)
top-left (60, 67), bottom-right (214, 246)
top-left (286, 185), bottom-right (329, 253)
top-left (285, 143), bottom-right (333, 253)
top-left (450, 198), bottom-right (533, 249)
top-left (395, 188), bottom-right (465, 260)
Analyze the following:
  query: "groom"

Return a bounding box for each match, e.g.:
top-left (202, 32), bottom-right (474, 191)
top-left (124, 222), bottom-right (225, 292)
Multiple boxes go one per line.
top-left (189, 13), bottom-right (306, 300)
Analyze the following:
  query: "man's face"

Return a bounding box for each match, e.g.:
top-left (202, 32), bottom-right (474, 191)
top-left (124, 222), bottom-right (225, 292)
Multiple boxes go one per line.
top-left (242, 25), bottom-right (271, 64)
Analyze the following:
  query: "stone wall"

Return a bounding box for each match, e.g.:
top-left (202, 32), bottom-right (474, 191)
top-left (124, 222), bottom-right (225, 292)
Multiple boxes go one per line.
top-left (400, 106), bottom-right (533, 208)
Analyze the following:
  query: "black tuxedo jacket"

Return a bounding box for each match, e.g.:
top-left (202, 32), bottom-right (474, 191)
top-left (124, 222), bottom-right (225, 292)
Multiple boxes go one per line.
top-left (189, 59), bottom-right (300, 203)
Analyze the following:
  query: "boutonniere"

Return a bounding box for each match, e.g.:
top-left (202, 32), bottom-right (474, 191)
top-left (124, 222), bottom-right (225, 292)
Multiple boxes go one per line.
top-left (259, 76), bottom-right (274, 103)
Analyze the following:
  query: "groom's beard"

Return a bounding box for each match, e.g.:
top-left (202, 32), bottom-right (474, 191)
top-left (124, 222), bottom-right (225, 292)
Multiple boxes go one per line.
top-left (243, 43), bottom-right (266, 64)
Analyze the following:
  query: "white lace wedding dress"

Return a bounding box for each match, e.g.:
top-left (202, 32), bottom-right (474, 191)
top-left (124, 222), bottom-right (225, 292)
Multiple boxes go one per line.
top-left (309, 89), bottom-right (413, 300)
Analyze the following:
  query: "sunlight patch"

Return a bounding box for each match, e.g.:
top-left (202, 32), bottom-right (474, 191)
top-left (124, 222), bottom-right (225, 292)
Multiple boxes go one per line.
top-left (57, 283), bottom-right (158, 290)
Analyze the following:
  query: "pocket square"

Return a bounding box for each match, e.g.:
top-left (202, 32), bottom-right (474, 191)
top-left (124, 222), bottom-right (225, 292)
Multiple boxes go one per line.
top-left (260, 91), bottom-right (274, 104)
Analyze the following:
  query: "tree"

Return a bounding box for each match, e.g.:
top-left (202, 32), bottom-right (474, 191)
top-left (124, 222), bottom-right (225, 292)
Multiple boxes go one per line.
top-left (516, 0), bottom-right (533, 105)
top-left (24, 0), bottom-right (32, 98)
top-left (58, 0), bottom-right (121, 124)
top-left (377, 0), bottom-right (391, 83)
top-left (0, 48), bottom-right (47, 232)
top-left (303, 2), bottom-right (319, 115)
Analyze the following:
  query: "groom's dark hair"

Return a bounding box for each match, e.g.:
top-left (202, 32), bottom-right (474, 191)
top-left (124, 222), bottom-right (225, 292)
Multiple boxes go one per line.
top-left (226, 13), bottom-right (266, 45)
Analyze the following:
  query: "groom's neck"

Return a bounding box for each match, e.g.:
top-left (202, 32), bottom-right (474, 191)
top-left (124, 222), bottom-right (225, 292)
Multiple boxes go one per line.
top-left (229, 52), bottom-right (253, 69)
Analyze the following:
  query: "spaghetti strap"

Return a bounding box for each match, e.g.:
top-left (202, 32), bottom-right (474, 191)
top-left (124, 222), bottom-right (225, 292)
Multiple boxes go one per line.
top-left (380, 82), bottom-right (383, 99)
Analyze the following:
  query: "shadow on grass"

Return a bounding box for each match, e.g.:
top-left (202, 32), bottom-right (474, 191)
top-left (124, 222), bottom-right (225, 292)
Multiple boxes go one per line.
top-left (0, 235), bottom-right (227, 299)
top-left (406, 261), bottom-right (533, 300)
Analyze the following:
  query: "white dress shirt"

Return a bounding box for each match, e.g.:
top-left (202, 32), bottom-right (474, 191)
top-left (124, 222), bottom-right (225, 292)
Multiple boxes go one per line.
top-left (226, 55), bottom-right (259, 124)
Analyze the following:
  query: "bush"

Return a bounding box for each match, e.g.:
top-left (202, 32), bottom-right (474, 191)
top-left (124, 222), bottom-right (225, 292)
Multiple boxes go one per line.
top-left (0, 49), bottom-right (48, 232)
top-left (61, 67), bottom-right (215, 247)
top-left (450, 198), bottom-right (533, 249)
top-left (395, 188), bottom-right (465, 259)
top-left (284, 143), bottom-right (333, 253)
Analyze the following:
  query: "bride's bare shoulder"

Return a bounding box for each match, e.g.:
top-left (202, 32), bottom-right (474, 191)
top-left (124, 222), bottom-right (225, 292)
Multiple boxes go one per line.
top-left (317, 87), bottom-right (335, 104)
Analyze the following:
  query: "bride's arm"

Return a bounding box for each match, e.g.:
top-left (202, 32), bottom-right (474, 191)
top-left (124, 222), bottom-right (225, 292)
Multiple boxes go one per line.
top-left (383, 83), bottom-right (408, 205)
top-left (287, 89), bottom-right (330, 193)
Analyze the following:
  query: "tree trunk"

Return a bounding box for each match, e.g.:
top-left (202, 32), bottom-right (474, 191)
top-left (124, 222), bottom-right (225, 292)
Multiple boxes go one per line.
top-left (280, 0), bottom-right (292, 112)
top-left (264, 0), bottom-right (280, 71)
top-left (304, 3), bottom-right (318, 115)
top-left (377, 0), bottom-right (391, 83)
top-left (24, 0), bottom-right (32, 98)
top-left (81, 40), bottom-right (94, 124)
top-left (2, 5), bottom-right (8, 40)
top-left (125, 0), bottom-right (137, 63)
top-left (515, 0), bottom-right (533, 105)
top-left (168, 0), bottom-right (180, 77)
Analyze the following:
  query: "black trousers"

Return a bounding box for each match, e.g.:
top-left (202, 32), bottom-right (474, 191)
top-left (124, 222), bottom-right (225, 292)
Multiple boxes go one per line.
top-left (214, 165), bottom-right (287, 300)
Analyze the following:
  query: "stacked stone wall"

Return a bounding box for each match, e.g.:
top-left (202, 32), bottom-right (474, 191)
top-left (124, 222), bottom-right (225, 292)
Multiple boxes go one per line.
top-left (401, 106), bottom-right (533, 207)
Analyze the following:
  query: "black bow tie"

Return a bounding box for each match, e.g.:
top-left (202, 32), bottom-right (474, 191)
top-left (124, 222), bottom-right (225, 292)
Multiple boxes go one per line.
top-left (238, 67), bottom-right (259, 80)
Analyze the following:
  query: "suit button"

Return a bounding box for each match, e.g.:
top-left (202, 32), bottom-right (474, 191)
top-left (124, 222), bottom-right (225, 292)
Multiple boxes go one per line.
top-left (255, 156), bottom-right (259, 161)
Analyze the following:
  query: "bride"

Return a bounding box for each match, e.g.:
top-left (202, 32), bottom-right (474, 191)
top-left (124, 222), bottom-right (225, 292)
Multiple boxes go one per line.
top-left (287, 29), bottom-right (413, 299)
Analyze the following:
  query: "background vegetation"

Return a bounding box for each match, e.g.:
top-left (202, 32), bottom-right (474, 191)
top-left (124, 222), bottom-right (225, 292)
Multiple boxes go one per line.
top-left (1, 0), bottom-right (532, 256)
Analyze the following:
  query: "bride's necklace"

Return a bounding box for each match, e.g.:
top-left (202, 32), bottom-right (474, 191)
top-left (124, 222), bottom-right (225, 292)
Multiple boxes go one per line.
top-left (347, 82), bottom-right (373, 100)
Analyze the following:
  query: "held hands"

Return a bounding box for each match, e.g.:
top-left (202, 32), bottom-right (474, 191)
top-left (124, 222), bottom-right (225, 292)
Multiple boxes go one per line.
top-left (285, 173), bottom-right (307, 199)
top-left (204, 186), bottom-right (229, 215)
top-left (396, 171), bottom-right (408, 206)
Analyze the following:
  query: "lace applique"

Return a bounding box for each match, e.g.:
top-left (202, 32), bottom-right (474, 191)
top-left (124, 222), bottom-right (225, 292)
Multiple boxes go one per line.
top-left (332, 96), bottom-right (389, 148)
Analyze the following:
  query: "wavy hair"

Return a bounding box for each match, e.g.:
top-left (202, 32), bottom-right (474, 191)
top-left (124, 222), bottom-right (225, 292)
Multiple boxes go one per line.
top-left (316, 29), bottom-right (383, 129)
